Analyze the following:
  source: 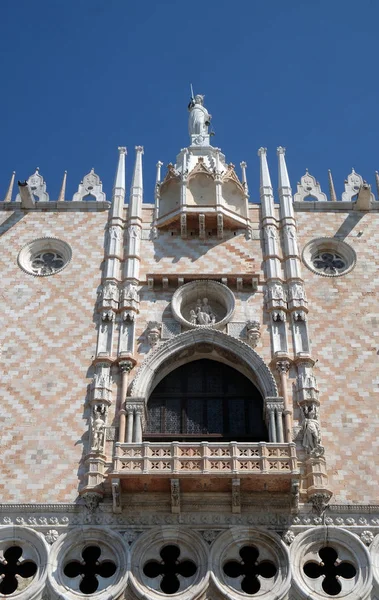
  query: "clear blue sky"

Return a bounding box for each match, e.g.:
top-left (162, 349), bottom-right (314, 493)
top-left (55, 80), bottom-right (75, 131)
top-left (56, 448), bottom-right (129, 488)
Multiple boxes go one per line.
top-left (1, 0), bottom-right (378, 203)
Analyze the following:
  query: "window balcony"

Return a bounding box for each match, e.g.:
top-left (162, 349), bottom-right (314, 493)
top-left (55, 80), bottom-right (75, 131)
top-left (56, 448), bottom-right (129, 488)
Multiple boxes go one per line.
top-left (113, 440), bottom-right (298, 478)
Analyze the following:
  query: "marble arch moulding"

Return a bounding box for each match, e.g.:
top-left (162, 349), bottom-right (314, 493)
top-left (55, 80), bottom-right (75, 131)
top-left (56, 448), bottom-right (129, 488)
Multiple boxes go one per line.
top-left (129, 328), bottom-right (278, 399)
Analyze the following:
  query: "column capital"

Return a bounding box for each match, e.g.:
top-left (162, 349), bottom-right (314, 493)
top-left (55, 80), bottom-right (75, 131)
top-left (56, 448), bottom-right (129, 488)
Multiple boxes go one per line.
top-left (119, 359), bottom-right (135, 373)
top-left (276, 360), bottom-right (291, 374)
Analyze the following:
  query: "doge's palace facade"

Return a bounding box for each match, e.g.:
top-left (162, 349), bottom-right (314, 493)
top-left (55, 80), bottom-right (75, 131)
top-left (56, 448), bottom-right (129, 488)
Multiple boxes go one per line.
top-left (1, 95), bottom-right (379, 600)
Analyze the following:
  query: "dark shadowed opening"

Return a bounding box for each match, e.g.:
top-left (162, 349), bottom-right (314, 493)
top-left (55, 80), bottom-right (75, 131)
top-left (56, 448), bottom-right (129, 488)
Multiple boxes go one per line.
top-left (145, 359), bottom-right (268, 441)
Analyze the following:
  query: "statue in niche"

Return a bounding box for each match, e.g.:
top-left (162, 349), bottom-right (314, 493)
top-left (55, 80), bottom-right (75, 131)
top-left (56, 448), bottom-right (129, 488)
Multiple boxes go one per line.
top-left (122, 283), bottom-right (139, 303)
top-left (272, 283), bottom-right (286, 301)
top-left (91, 405), bottom-right (106, 453)
top-left (192, 297), bottom-right (216, 325)
top-left (267, 226), bottom-right (277, 240)
top-left (188, 94), bottom-right (212, 136)
top-left (301, 404), bottom-right (324, 456)
top-left (128, 225), bottom-right (140, 239)
top-left (101, 282), bottom-right (119, 302)
top-left (265, 284), bottom-right (286, 304)
top-left (290, 283), bottom-right (306, 302)
top-left (109, 226), bottom-right (122, 241)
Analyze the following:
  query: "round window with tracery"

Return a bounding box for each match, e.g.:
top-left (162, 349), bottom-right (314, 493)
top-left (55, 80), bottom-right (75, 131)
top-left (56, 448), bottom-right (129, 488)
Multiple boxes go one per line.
top-left (312, 251), bottom-right (346, 276)
top-left (31, 251), bottom-right (66, 275)
top-left (302, 238), bottom-right (356, 278)
top-left (290, 527), bottom-right (371, 600)
top-left (18, 238), bottom-right (72, 277)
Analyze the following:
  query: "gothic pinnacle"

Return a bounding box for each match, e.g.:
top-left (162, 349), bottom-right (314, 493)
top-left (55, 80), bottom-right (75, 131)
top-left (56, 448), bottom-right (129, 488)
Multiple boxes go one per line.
top-left (4, 171), bottom-right (15, 202)
top-left (58, 171), bottom-right (67, 202)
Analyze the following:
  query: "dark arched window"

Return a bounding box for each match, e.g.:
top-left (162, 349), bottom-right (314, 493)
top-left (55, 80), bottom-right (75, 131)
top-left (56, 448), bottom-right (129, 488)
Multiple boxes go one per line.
top-left (145, 359), bottom-right (268, 442)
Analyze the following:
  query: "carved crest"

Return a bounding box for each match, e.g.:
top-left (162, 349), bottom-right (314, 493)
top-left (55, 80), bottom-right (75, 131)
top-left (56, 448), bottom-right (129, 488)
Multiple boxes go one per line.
top-left (72, 168), bottom-right (106, 202)
top-left (15, 168), bottom-right (49, 202)
top-left (294, 170), bottom-right (327, 202)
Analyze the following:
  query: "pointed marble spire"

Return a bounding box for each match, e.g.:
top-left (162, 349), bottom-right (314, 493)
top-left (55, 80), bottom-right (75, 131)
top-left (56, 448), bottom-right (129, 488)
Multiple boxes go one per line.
top-left (258, 148), bottom-right (275, 219)
top-left (240, 161), bottom-right (248, 194)
top-left (155, 161), bottom-right (163, 185)
top-left (328, 169), bottom-right (337, 202)
top-left (375, 171), bottom-right (379, 200)
top-left (258, 148), bottom-right (273, 189)
top-left (4, 171), bottom-right (15, 202)
top-left (129, 146), bottom-right (144, 218)
top-left (277, 146), bottom-right (291, 190)
top-left (110, 147), bottom-right (127, 220)
top-left (58, 171), bottom-right (67, 202)
top-left (114, 147), bottom-right (126, 192)
top-left (277, 146), bottom-right (293, 219)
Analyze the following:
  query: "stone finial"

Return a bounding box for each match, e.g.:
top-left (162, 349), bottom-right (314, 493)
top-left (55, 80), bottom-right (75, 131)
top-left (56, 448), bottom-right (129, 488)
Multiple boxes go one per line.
top-left (277, 147), bottom-right (291, 190)
top-left (57, 171), bottom-right (67, 202)
top-left (4, 171), bottom-right (15, 202)
top-left (328, 169), bottom-right (337, 201)
top-left (240, 161), bottom-right (248, 193)
top-left (156, 161), bottom-right (163, 184)
top-left (129, 146), bottom-right (144, 217)
top-left (114, 147), bottom-right (127, 191)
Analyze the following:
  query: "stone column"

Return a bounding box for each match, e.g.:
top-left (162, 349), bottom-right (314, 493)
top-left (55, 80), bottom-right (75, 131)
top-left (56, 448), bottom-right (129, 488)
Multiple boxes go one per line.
top-left (276, 360), bottom-right (292, 442)
top-left (276, 405), bottom-right (284, 443)
top-left (134, 408), bottom-right (143, 443)
top-left (267, 403), bottom-right (277, 443)
top-left (126, 408), bottom-right (134, 443)
top-left (118, 360), bottom-right (135, 443)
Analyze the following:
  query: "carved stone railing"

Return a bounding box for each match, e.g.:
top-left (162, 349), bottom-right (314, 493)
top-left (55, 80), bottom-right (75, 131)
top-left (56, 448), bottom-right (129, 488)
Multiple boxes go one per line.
top-left (113, 442), bottom-right (298, 476)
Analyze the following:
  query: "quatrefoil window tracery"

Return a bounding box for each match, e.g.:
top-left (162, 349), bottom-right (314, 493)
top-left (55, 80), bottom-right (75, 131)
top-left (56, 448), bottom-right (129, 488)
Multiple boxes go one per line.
top-left (312, 252), bottom-right (346, 275)
top-left (143, 544), bottom-right (197, 594)
top-left (31, 251), bottom-right (65, 275)
top-left (63, 545), bottom-right (117, 594)
top-left (0, 545), bottom-right (37, 595)
top-left (223, 545), bottom-right (277, 594)
top-left (303, 546), bottom-right (357, 596)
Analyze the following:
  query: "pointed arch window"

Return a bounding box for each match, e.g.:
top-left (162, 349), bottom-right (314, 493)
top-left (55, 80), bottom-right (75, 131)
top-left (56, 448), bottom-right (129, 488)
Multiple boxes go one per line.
top-left (146, 359), bottom-right (268, 442)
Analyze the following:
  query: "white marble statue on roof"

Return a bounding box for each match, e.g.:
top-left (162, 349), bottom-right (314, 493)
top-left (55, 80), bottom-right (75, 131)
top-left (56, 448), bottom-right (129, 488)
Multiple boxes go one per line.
top-left (188, 94), bottom-right (212, 146)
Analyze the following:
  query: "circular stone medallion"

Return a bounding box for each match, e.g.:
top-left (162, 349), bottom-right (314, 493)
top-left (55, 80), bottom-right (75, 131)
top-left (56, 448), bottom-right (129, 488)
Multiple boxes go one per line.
top-left (171, 281), bottom-right (235, 330)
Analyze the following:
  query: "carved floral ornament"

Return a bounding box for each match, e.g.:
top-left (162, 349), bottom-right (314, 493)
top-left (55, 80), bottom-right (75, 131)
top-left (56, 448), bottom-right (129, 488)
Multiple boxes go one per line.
top-left (18, 238), bottom-right (72, 277)
top-left (302, 238), bottom-right (356, 278)
top-left (171, 280), bottom-right (235, 331)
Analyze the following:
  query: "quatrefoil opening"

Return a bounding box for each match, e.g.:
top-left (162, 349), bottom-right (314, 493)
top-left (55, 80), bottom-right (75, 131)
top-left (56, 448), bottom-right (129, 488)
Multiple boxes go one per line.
top-left (303, 546), bottom-right (356, 596)
top-left (64, 545), bottom-right (117, 594)
top-left (143, 544), bottom-right (197, 594)
top-left (0, 546), bottom-right (37, 595)
top-left (223, 545), bottom-right (277, 594)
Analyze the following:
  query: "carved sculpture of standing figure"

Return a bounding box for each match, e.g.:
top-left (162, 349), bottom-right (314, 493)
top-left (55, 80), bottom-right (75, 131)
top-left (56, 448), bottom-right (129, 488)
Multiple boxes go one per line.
top-left (91, 406), bottom-right (106, 453)
top-left (188, 94), bottom-right (212, 136)
top-left (302, 405), bottom-right (322, 454)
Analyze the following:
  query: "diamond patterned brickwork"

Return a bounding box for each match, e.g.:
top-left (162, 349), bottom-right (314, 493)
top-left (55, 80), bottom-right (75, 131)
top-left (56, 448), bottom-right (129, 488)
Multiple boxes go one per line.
top-left (138, 230), bottom-right (264, 280)
top-left (296, 210), bottom-right (379, 504)
top-left (0, 210), bottom-right (106, 502)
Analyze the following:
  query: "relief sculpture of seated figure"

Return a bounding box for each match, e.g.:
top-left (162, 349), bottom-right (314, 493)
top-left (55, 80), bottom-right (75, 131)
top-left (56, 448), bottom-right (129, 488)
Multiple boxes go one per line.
top-left (194, 297), bottom-right (216, 325)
